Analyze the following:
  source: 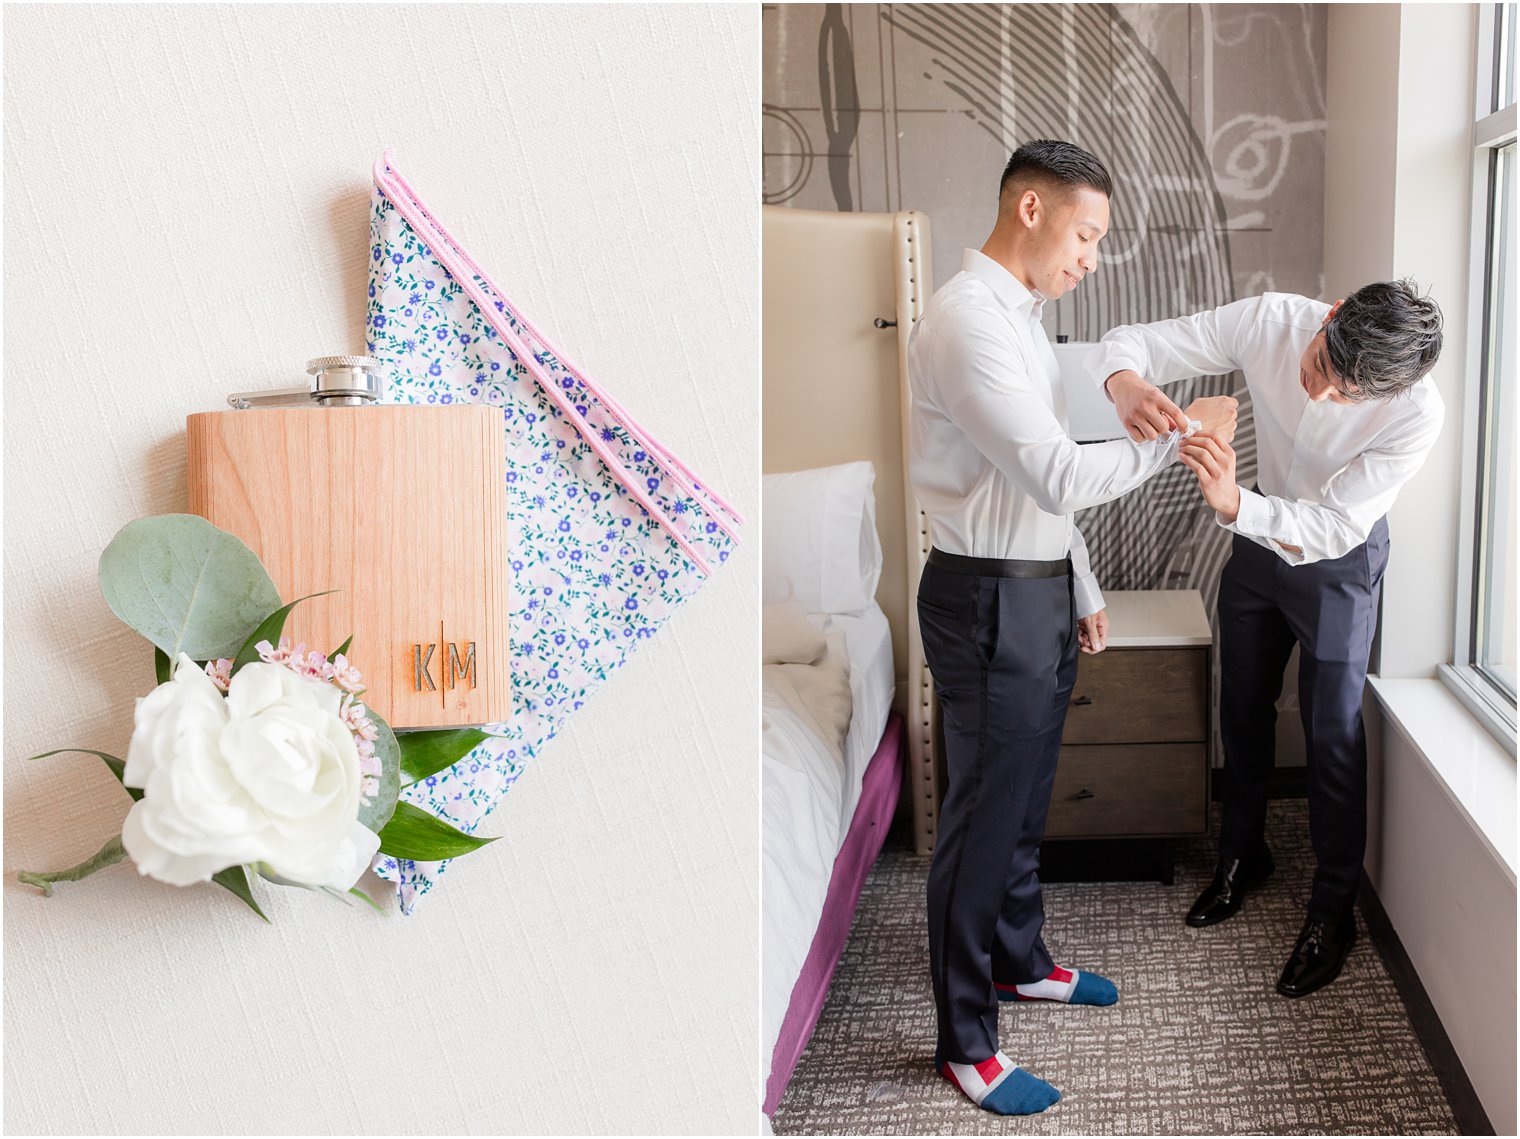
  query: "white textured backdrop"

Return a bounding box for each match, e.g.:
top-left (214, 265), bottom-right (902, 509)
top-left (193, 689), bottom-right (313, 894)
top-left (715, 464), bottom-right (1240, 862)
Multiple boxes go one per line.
top-left (3, 5), bottom-right (759, 1135)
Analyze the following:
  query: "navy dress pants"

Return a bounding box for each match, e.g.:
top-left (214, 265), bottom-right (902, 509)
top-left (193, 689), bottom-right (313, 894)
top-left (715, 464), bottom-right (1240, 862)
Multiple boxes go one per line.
top-left (917, 558), bottom-right (1078, 1065)
top-left (1216, 517), bottom-right (1390, 921)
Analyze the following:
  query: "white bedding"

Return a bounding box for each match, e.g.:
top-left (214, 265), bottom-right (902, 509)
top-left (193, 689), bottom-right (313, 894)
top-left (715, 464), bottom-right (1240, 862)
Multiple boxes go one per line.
top-left (761, 602), bottom-right (895, 1068)
top-left (764, 631), bottom-right (853, 773)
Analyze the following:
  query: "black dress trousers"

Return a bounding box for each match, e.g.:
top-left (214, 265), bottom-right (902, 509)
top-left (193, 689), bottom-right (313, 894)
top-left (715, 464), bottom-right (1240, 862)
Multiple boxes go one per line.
top-left (1216, 517), bottom-right (1390, 921)
top-left (917, 557), bottom-right (1079, 1065)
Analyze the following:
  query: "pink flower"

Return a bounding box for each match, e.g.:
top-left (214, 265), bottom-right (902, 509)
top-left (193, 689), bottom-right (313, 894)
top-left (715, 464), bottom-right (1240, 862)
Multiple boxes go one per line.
top-left (330, 654), bottom-right (364, 693)
top-left (340, 698), bottom-right (378, 740)
top-left (255, 637), bottom-right (292, 664)
top-left (203, 659), bottom-right (234, 693)
top-left (285, 644), bottom-right (329, 681)
top-left (355, 734), bottom-right (381, 803)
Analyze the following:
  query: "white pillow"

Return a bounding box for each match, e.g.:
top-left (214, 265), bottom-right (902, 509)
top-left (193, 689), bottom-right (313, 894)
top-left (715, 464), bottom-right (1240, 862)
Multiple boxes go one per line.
top-left (762, 461), bottom-right (883, 615)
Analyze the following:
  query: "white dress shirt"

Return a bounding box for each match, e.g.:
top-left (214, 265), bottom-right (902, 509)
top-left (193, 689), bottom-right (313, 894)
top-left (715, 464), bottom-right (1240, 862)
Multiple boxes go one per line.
top-left (908, 249), bottom-right (1177, 617)
top-left (1089, 292), bottom-right (1444, 566)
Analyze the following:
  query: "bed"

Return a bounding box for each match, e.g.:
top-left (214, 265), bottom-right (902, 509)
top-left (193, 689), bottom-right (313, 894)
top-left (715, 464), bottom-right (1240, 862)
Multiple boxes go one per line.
top-left (760, 206), bottom-right (935, 1116)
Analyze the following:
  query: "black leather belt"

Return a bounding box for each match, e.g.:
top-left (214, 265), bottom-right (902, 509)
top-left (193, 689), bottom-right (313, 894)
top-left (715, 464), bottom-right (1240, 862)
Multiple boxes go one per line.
top-left (928, 548), bottom-right (1071, 579)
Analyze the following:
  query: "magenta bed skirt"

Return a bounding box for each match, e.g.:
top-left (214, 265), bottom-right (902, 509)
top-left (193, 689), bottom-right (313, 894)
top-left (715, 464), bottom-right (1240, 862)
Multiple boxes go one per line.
top-left (763, 711), bottom-right (906, 1116)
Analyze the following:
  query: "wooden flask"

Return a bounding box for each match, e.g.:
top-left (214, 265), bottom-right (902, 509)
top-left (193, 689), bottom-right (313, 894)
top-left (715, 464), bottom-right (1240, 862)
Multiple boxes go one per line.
top-left (186, 359), bottom-right (510, 730)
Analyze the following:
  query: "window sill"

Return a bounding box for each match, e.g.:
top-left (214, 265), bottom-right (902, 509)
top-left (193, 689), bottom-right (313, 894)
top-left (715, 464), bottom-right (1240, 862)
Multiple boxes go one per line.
top-left (1368, 676), bottom-right (1516, 881)
top-left (1437, 664), bottom-right (1516, 751)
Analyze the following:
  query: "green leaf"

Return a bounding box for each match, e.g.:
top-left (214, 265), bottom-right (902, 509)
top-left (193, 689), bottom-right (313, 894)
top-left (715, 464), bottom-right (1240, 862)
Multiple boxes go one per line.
top-left (229, 591), bottom-right (337, 676)
top-left (211, 864), bottom-right (270, 923)
top-left (252, 866), bottom-right (383, 917)
top-left (154, 647), bottom-right (171, 685)
top-left (397, 728), bottom-right (491, 786)
top-left (347, 886), bottom-right (387, 915)
top-left (98, 514), bottom-right (284, 661)
top-left (252, 862), bottom-right (312, 890)
top-left (376, 801), bottom-right (497, 861)
top-left (358, 709), bottom-right (401, 835)
top-left (331, 635), bottom-right (353, 660)
top-left (29, 748), bottom-right (141, 802)
top-left (17, 834), bottom-right (127, 896)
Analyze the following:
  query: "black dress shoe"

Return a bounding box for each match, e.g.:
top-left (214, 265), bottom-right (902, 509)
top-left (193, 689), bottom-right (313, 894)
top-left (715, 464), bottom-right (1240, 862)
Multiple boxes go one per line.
top-left (1277, 915), bottom-right (1356, 997)
top-left (1185, 851), bottom-right (1275, 927)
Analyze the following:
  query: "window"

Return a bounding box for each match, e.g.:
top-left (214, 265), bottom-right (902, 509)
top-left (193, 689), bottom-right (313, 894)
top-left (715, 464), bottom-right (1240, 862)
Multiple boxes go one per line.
top-left (1475, 140), bottom-right (1514, 702)
top-left (1502, 0), bottom-right (1517, 109)
top-left (1447, 3), bottom-right (1518, 746)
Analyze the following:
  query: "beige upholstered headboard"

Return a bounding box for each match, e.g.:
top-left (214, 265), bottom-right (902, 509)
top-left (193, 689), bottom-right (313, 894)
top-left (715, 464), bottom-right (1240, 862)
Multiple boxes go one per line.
top-left (761, 205), bottom-right (940, 855)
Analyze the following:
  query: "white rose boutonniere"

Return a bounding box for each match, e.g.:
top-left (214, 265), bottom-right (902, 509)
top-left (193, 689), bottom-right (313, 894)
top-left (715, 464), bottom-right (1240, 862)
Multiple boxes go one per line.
top-left (20, 515), bottom-right (499, 920)
top-left (122, 654), bottom-right (380, 891)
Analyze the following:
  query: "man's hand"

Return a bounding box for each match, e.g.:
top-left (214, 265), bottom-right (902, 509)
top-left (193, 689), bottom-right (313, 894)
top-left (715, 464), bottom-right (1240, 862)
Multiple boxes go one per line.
top-left (1183, 395), bottom-right (1239, 444)
top-left (1105, 369), bottom-right (1189, 442)
top-left (1179, 432), bottom-right (1242, 521)
top-left (1077, 609), bottom-right (1109, 655)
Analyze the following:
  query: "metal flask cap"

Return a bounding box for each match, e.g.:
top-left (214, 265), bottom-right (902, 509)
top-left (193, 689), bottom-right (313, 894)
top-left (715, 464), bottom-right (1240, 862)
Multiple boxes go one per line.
top-left (226, 356), bottom-right (385, 409)
top-left (306, 356), bottom-right (384, 405)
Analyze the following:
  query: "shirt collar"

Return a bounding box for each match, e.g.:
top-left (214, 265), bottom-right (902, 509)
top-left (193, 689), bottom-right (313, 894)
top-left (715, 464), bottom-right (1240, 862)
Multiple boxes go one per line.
top-left (961, 248), bottom-right (1048, 321)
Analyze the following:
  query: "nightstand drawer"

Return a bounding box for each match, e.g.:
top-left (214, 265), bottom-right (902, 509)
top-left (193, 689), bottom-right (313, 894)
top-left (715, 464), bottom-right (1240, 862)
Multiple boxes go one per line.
top-left (1045, 744), bottom-right (1207, 838)
top-left (1062, 648), bottom-right (1207, 744)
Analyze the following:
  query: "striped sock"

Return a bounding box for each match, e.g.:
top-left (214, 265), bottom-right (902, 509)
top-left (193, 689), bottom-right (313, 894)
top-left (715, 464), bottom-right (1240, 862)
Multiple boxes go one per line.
top-left (939, 1050), bottom-right (1061, 1115)
top-left (995, 965), bottom-right (1119, 1005)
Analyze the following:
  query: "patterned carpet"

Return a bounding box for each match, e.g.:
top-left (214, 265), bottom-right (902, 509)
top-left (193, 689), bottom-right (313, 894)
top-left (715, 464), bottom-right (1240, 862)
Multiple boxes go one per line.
top-left (771, 801), bottom-right (1459, 1135)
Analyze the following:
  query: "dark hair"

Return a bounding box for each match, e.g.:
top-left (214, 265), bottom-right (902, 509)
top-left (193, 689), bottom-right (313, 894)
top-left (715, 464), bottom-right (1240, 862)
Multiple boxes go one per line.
top-left (998, 139), bottom-right (1113, 202)
top-left (1323, 279), bottom-right (1443, 401)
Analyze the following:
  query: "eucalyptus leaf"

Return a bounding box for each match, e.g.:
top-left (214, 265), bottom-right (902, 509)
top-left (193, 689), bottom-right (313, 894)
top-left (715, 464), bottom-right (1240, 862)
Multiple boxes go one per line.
top-left (17, 834), bottom-right (127, 896)
top-left (98, 514), bottom-right (282, 660)
top-left (376, 801), bottom-right (497, 861)
top-left (212, 864), bottom-right (270, 923)
top-left (357, 708), bottom-right (401, 835)
top-left (154, 647), bottom-right (171, 685)
top-left (29, 748), bottom-right (141, 802)
top-left (397, 728), bottom-right (491, 787)
top-left (229, 591), bottom-right (337, 676)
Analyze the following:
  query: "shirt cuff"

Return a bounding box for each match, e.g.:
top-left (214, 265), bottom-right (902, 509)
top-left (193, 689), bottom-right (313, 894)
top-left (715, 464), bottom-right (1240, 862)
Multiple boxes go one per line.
top-left (1223, 486), bottom-right (1307, 566)
top-left (1090, 350), bottom-right (1145, 399)
top-left (1073, 571), bottom-right (1104, 619)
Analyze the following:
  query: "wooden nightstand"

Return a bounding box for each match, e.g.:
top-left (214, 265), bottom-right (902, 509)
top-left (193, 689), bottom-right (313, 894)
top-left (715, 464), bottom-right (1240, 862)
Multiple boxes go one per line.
top-left (1043, 590), bottom-right (1213, 877)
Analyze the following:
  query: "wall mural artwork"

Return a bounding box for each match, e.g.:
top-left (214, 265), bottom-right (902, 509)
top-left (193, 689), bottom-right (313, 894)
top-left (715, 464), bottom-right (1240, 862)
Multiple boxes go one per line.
top-left (763, 0), bottom-right (1327, 615)
top-left (764, 2), bottom-right (1326, 763)
top-left (819, 3), bottom-right (861, 211)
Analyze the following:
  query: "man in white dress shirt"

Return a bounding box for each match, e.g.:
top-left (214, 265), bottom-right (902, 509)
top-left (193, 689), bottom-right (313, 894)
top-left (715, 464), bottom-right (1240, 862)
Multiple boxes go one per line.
top-left (908, 139), bottom-right (1236, 1116)
top-left (1091, 282), bottom-right (1443, 998)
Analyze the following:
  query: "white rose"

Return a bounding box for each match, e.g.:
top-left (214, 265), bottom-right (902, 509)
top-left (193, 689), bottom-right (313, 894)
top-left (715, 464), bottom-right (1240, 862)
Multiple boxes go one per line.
top-left (121, 654), bottom-right (380, 891)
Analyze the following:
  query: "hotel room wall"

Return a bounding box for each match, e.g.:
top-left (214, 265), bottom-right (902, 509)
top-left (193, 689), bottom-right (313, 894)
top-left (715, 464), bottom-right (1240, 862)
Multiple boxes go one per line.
top-left (764, 2), bottom-right (1328, 768)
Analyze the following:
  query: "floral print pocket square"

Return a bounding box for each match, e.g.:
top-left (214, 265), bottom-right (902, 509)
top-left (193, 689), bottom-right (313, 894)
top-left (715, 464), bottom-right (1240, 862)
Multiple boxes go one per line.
top-left (365, 153), bottom-right (742, 913)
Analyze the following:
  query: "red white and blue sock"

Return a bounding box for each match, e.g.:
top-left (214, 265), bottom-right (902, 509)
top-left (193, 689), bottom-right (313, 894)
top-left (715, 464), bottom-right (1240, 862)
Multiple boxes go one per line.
top-left (939, 1050), bottom-right (1060, 1115)
top-left (995, 965), bottom-right (1119, 1005)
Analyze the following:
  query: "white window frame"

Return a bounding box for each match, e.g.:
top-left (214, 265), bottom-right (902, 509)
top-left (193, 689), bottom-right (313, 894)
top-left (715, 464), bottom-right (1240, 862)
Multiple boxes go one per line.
top-left (1442, 2), bottom-right (1518, 752)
